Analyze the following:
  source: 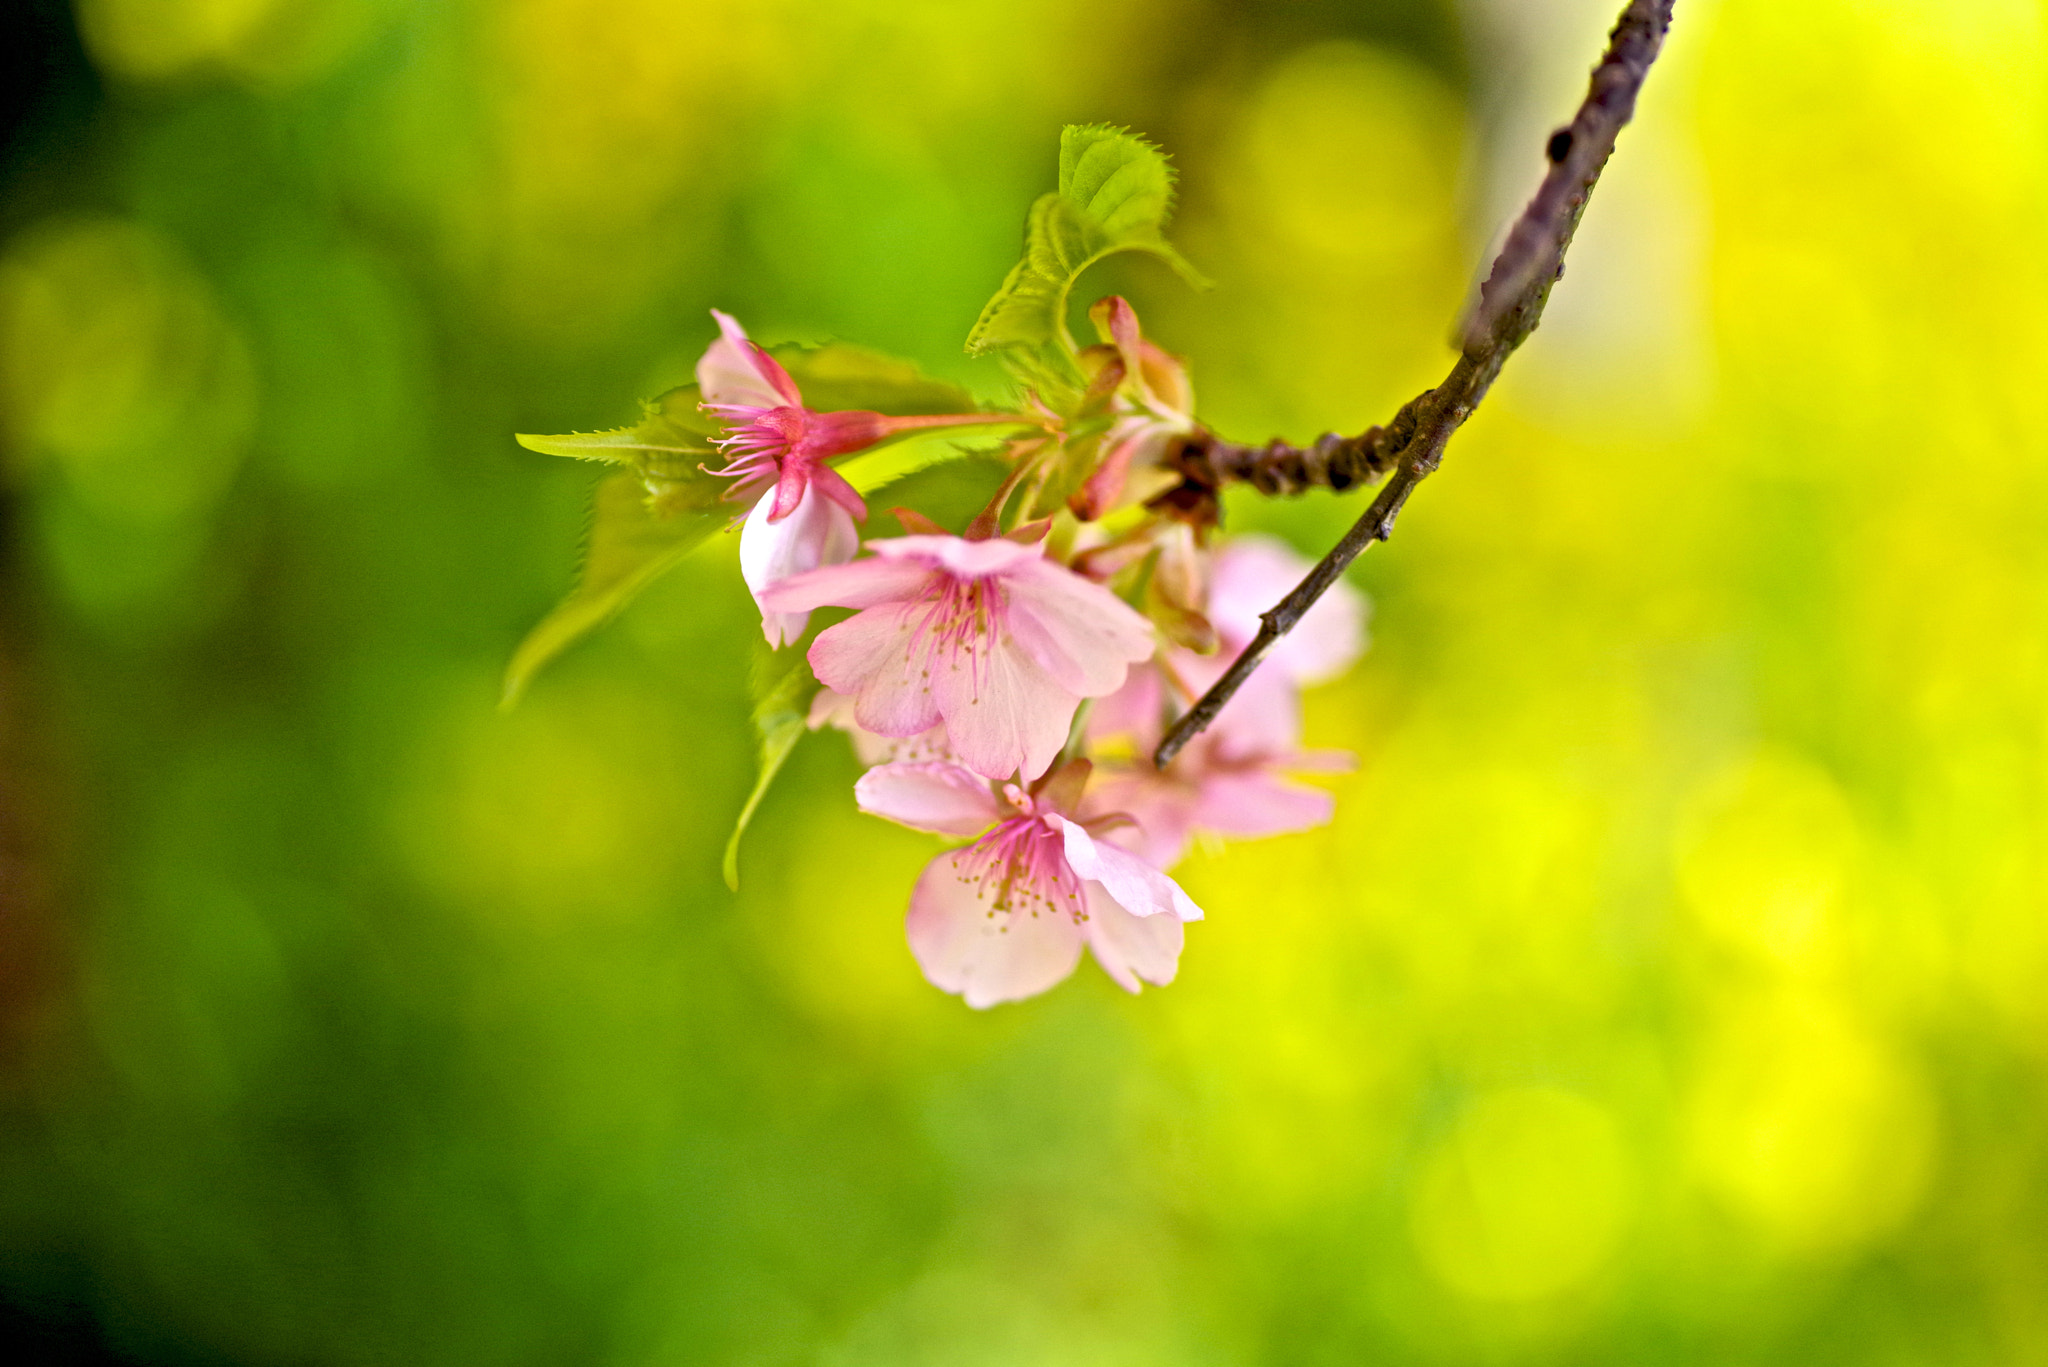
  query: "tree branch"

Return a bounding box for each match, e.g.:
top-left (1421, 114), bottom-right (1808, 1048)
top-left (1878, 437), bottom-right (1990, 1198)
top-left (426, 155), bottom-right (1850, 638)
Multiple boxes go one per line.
top-left (1154, 0), bottom-right (1676, 767)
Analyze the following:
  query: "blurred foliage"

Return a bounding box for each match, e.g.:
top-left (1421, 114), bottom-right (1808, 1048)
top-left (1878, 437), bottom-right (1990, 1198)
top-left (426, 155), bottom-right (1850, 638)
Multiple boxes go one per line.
top-left (0, 0), bottom-right (2045, 1363)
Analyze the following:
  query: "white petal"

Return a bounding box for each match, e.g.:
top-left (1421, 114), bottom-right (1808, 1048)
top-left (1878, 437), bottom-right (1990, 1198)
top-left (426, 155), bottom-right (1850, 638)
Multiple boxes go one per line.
top-left (697, 310), bottom-right (787, 409)
top-left (1055, 816), bottom-right (1203, 922)
top-left (740, 485), bottom-right (859, 648)
top-left (1082, 883), bottom-right (1185, 993)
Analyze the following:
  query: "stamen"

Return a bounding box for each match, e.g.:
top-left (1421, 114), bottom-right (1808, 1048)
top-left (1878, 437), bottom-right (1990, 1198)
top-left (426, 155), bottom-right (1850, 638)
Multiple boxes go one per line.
top-left (948, 817), bottom-right (1086, 925)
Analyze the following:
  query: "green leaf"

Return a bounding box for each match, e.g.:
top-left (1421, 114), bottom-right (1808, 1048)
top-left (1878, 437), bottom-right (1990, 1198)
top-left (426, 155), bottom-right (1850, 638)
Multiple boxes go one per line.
top-left (967, 124), bottom-right (1209, 359)
top-left (518, 385), bottom-right (726, 516)
top-left (723, 650), bottom-right (814, 891)
top-left (838, 427), bottom-right (1005, 495)
top-left (502, 472), bottom-right (723, 708)
top-left (769, 342), bottom-right (980, 416)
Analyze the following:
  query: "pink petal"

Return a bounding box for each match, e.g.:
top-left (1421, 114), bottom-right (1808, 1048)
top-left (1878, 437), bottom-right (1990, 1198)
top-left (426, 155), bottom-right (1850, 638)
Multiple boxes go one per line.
top-left (808, 603), bottom-right (943, 738)
top-left (907, 849), bottom-right (1085, 1008)
top-left (739, 485), bottom-right (860, 648)
top-left (1086, 662), bottom-right (1165, 750)
top-left (1209, 535), bottom-right (1366, 685)
top-left (759, 555), bottom-right (933, 613)
top-left (1054, 816), bottom-right (1203, 922)
top-left (808, 463), bottom-right (869, 521)
top-left (1188, 771), bottom-right (1333, 840)
top-left (854, 762), bottom-right (1001, 836)
top-left (1004, 559), bottom-right (1156, 697)
top-left (765, 459), bottom-right (809, 522)
top-left (1083, 773), bottom-right (1195, 871)
top-left (1082, 883), bottom-right (1184, 993)
top-left (869, 534), bottom-right (1041, 579)
top-left (1172, 649), bottom-right (1302, 758)
top-left (927, 631), bottom-right (1078, 781)
top-left (748, 346), bottom-right (804, 409)
top-left (698, 310), bottom-right (789, 409)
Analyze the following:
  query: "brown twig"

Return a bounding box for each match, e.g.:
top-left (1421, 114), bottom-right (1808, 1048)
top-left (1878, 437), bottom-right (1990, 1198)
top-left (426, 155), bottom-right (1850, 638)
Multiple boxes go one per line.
top-left (1154, 0), bottom-right (1675, 767)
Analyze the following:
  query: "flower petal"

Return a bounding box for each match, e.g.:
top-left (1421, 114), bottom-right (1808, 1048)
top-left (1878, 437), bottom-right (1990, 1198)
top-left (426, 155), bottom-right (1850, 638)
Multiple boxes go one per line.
top-left (808, 603), bottom-right (942, 739)
top-left (759, 555), bottom-right (933, 613)
top-left (766, 458), bottom-right (810, 522)
top-left (739, 486), bottom-right (860, 648)
top-left (1086, 662), bottom-right (1165, 750)
top-left (1082, 772), bottom-right (1196, 871)
top-left (1054, 816), bottom-right (1203, 921)
top-left (808, 463), bottom-right (869, 521)
top-left (1208, 535), bottom-right (1366, 686)
top-left (1188, 770), bottom-right (1333, 840)
top-left (1082, 883), bottom-right (1184, 993)
top-left (855, 762), bottom-right (1001, 836)
top-left (907, 849), bottom-right (1084, 1008)
top-left (1005, 558), bottom-right (1157, 697)
top-left (1171, 648), bottom-right (1302, 758)
top-left (869, 534), bottom-right (1041, 578)
top-left (698, 310), bottom-right (789, 409)
top-left (928, 630), bottom-right (1077, 781)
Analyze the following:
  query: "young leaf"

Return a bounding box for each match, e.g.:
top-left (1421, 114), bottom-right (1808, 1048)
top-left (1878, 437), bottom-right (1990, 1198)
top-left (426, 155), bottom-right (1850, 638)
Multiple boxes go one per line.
top-left (502, 472), bottom-right (723, 707)
top-left (967, 125), bottom-right (1209, 359)
top-left (518, 385), bottom-right (726, 516)
top-left (723, 650), bottom-right (814, 891)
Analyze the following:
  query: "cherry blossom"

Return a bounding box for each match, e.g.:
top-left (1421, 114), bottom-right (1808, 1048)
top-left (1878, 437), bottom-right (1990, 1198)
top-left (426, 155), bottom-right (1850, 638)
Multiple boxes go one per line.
top-left (1205, 533), bottom-right (1366, 688)
top-left (1084, 533), bottom-right (1363, 866)
top-left (696, 310), bottom-right (1006, 646)
top-left (1085, 725), bottom-right (1351, 870)
top-left (1129, 533), bottom-right (1369, 755)
top-left (854, 759), bottom-right (1202, 1007)
top-left (759, 534), bottom-right (1156, 781)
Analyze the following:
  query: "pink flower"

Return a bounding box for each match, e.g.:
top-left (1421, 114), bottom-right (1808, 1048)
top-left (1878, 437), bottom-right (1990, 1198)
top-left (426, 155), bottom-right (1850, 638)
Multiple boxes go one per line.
top-left (759, 534), bottom-right (1156, 781)
top-left (855, 759), bottom-right (1202, 1007)
top-left (1086, 726), bottom-right (1351, 870)
top-left (696, 310), bottom-right (1005, 646)
top-left (1084, 533), bottom-right (1363, 866)
top-left (1126, 533), bottom-right (1369, 755)
top-left (1205, 533), bottom-right (1366, 688)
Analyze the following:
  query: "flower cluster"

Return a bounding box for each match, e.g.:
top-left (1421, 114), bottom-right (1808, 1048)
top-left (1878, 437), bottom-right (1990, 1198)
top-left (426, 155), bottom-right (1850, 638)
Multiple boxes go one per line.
top-left (698, 305), bottom-right (1365, 1007)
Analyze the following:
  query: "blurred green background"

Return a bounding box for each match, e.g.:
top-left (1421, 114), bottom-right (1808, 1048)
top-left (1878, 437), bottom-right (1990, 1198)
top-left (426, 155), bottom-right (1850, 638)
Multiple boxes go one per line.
top-left (1, 0), bottom-right (2044, 1362)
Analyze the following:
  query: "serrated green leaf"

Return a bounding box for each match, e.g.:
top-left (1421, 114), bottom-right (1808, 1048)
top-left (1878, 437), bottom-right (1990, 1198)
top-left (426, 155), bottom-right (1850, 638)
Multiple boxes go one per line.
top-left (967, 125), bottom-right (1209, 360)
top-left (769, 342), bottom-right (979, 416)
top-left (516, 385), bottom-right (718, 462)
top-left (502, 472), bottom-right (723, 708)
top-left (723, 651), bottom-right (814, 891)
top-left (519, 385), bottom-right (727, 516)
top-left (838, 427), bottom-right (1006, 495)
